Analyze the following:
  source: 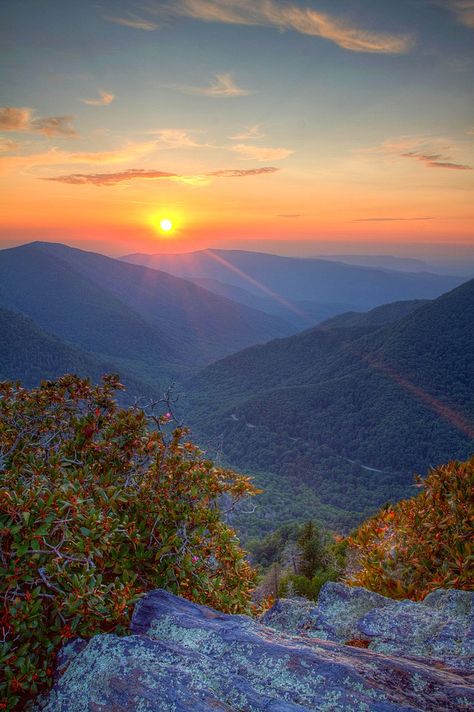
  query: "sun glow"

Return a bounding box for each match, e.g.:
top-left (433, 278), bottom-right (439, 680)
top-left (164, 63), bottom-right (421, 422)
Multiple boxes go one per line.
top-left (160, 218), bottom-right (173, 232)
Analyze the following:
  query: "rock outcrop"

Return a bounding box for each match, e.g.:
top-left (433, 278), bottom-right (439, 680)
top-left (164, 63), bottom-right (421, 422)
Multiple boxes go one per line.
top-left (37, 584), bottom-right (474, 711)
top-left (262, 583), bottom-right (474, 672)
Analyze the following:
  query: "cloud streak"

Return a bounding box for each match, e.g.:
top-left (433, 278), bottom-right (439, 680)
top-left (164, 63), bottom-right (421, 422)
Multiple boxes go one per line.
top-left (401, 151), bottom-right (472, 170)
top-left (354, 217), bottom-right (434, 222)
top-left (0, 141), bottom-right (160, 175)
top-left (149, 128), bottom-right (212, 148)
top-left (158, 0), bottom-right (412, 54)
top-left (177, 72), bottom-right (254, 97)
top-left (43, 166), bottom-right (279, 186)
top-left (0, 107), bottom-right (77, 137)
top-left (444, 1), bottom-right (474, 28)
top-left (230, 124), bottom-right (265, 140)
top-left (82, 91), bottom-right (115, 106)
top-left (231, 143), bottom-right (293, 161)
top-left (106, 14), bottom-right (159, 31)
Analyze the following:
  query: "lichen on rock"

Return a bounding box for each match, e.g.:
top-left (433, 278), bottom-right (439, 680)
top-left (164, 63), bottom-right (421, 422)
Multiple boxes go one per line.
top-left (36, 586), bottom-right (474, 712)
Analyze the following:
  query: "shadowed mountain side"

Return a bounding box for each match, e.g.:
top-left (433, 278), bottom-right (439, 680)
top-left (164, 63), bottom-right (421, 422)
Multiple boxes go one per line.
top-left (185, 282), bottom-right (474, 531)
top-left (319, 299), bottom-right (430, 329)
top-left (0, 243), bottom-right (292, 377)
top-left (187, 276), bottom-right (355, 331)
top-left (122, 249), bottom-right (462, 312)
top-left (0, 306), bottom-right (158, 400)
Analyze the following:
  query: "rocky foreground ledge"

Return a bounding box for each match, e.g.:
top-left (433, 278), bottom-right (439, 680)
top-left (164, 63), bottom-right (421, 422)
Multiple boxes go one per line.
top-left (37, 583), bottom-right (474, 711)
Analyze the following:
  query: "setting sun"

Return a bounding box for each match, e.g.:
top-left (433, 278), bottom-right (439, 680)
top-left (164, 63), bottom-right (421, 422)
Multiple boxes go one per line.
top-left (160, 218), bottom-right (173, 233)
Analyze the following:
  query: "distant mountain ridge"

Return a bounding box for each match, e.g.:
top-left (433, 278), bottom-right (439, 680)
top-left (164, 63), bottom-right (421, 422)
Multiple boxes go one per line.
top-left (186, 280), bottom-right (474, 534)
top-left (0, 242), bottom-right (292, 389)
top-left (122, 249), bottom-right (462, 330)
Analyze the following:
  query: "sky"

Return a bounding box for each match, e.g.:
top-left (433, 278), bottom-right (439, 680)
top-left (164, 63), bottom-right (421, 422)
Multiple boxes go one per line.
top-left (1, 0), bottom-right (473, 258)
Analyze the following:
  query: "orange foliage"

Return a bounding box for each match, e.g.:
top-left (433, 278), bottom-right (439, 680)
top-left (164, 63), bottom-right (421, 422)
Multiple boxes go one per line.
top-left (347, 457), bottom-right (474, 600)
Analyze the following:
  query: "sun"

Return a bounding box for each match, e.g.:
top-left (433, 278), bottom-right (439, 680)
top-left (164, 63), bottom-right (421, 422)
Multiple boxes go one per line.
top-left (160, 218), bottom-right (173, 233)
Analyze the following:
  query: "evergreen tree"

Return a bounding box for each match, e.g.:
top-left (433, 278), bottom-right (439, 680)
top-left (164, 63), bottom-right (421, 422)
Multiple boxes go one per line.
top-left (297, 521), bottom-right (326, 578)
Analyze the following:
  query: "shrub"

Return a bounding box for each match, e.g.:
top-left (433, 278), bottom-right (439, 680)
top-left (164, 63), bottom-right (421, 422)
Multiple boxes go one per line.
top-left (278, 569), bottom-right (338, 601)
top-left (347, 457), bottom-right (474, 600)
top-left (0, 375), bottom-right (257, 709)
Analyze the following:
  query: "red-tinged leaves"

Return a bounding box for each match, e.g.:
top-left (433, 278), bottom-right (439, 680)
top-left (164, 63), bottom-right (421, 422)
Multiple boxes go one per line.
top-left (346, 457), bottom-right (474, 601)
top-left (0, 375), bottom-right (257, 710)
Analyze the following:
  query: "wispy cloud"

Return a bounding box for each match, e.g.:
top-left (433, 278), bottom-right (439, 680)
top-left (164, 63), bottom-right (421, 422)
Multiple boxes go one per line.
top-left (0, 107), bottom-right (77, 137)
top-left (81, 91), bottom-right (115, 106)
top-left (0, 141), bottom-right (159, 174)
top-left (157, 0), bottom-right (412, 54)
top-left (230, 124), bottom-right (265, 140)
top-left (278, 213), bottom-right (301, 218)
top-left (150, 128), bottom-right (211, 148)
top-left (43, 165), bottom-right (279, 186)
top-left (177, 73), bottom-right (254, 97)
top-left (231, 143), bottom-right (293, 161)
top-left (209, 167), bottom-right (278, 177)
top-left (444, 1), bottom-right (474, 28)
top-left (0, 137), bottom-right (21, 153)
top-left (361, 135), bottom-right (473, 171)
top-left (401, 151), bottom-right (472, 170)
top-left (106, 14), bottom-right (159, 31)
top-left (354, 217), bottom-right (434, 222)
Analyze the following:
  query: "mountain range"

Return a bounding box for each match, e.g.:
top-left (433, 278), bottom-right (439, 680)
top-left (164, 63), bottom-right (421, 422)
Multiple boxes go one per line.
top-left (0, 242), bottom-right (292, 390)
top-left (0, 240), bottom-right (472, 537)
top-left (122, 249), bottom-right (462, 330)
top-left (185, 281), bottom-right (474, 536)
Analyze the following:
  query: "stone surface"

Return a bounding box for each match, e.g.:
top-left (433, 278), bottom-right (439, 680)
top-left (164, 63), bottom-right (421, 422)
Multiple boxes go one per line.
top-left (38, 588), bottom-right (474, 712)
top-left (262, 583), bottom-right (474, 672)
top-left (262, 582), bottom-right (395, 642)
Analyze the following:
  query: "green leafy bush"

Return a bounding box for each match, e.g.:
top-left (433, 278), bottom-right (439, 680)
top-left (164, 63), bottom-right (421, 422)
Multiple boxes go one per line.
top-left (347, 457), bottom-right (474, 599)
top-left (0, 375), bottom-right (257, 709)
top-left (278, 569), bottom-right (337, 600)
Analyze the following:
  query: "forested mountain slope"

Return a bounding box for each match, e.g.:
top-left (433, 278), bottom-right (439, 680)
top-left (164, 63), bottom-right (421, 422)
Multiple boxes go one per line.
top-left (186, 282), bottom-right (474, 533)
top-left (0, 306), bottom-right (155, 398)
top-left (0, 243), bottom-right (291, 381)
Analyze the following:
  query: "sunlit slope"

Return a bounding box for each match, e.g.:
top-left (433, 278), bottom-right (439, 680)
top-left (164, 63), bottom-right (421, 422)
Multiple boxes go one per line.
top-left (187, 283), bottom-right (473, 526)
top-left (0, 242), bottom-right (292, 379)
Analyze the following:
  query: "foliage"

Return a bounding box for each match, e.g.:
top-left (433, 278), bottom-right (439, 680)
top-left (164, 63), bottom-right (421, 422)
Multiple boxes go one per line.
top-left (347, 457), bottom-right (474, 600)
top-left (251, 521), bottom-right (346, 603)
top-left (0, 375), bottom-right (257, 710)
top-left (278, 569), bottom-right (337, 600)
top-left (297, 521), bottom-right (327, 579)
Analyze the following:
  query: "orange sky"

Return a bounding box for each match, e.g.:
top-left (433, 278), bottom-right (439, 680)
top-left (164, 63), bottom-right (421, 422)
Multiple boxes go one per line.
top-left (1, 0), bottom-right (473, 256)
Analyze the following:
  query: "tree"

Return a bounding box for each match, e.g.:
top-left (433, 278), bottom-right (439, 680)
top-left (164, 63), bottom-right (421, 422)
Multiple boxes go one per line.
top-left (0, 375), bottom-right (257, 710)
top-left (297, 521), bottom-right (326, 579)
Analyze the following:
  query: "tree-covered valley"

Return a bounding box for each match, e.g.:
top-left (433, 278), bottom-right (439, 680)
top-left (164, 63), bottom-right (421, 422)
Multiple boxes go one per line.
top-left (1, 242), bottom-right (472, 538)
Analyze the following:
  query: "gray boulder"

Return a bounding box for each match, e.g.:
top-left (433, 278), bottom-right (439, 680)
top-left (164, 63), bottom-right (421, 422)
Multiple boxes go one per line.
top-left (262, 582), bottom-right (395, 642)
top-left (38, 588), bottom-right (474, 712)
top-left (263, 583), bottom-right (474, 671)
